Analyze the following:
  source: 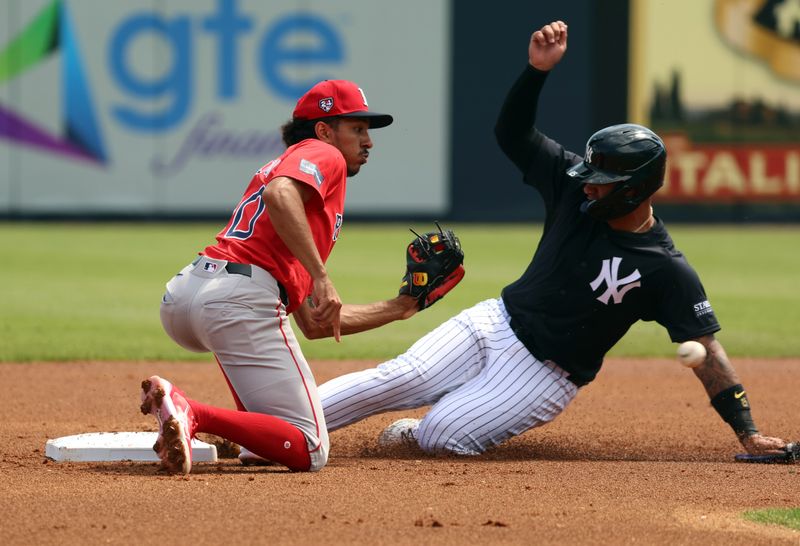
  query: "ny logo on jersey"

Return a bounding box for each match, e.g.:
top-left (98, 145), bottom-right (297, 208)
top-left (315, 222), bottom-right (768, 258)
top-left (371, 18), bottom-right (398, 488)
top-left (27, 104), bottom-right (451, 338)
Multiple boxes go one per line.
top-left (589, 257), bottom-right (641, 305)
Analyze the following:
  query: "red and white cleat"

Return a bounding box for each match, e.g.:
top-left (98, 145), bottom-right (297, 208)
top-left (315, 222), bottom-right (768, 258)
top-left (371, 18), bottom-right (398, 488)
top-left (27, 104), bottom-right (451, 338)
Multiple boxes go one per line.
top-left (140, 376), bottom-right (195, 474)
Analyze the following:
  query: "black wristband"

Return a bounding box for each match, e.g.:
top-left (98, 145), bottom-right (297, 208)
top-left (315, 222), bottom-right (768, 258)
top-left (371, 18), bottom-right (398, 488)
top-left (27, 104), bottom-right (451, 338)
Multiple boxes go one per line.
top-left (710, 384), bottom-right (759, 438)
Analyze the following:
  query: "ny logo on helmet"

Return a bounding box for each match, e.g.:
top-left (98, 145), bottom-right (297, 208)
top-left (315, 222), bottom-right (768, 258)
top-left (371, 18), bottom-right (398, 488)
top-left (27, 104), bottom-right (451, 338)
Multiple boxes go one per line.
top-left (589, 257), bottom-right (641, 304)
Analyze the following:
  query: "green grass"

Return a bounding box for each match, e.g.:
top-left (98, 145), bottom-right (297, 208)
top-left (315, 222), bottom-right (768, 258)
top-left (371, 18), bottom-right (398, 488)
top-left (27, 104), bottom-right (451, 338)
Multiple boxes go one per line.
top-left (743, 507), bottom-right (800, 531)
top-left (1, 222), bottom-right (799, 362)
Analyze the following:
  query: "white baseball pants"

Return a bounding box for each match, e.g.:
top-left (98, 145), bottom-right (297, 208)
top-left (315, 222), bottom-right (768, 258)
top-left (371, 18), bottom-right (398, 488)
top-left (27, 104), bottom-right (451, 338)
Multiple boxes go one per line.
top-left (160, 256), bottom-right (329, 471)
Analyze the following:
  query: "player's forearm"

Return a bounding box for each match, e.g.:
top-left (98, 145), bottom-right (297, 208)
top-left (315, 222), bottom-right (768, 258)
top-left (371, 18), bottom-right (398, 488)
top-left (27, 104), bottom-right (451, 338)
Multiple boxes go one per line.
top-left (691, 336), bottom-right (759, 439)
top-left (265, 180), bottom-right (327, 280)
top-left (299, 296), bottom-right (418, 339)
top-left (494, 65), bottom-right (549, 170)
top-left (339, 297), bottom-right (418, 335)
top-left (694, 345), bottom-right (788, 455)
top-left (690, 336), bottom-right (741, 398)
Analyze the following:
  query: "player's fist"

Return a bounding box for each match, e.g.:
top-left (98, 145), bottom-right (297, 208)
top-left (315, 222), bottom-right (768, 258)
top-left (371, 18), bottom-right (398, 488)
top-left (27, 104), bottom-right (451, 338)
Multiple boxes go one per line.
top-left (529, 20), bottom-right (568, 72)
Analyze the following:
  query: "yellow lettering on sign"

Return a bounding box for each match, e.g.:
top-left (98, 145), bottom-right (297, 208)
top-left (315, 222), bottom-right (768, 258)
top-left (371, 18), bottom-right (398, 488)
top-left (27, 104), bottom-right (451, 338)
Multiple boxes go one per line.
top-left (703, 153), bottom-right (746, 195)
top-left (788, 152), bottom-right (800, 193)
top-left (750, 152), bottom-right (782, 195)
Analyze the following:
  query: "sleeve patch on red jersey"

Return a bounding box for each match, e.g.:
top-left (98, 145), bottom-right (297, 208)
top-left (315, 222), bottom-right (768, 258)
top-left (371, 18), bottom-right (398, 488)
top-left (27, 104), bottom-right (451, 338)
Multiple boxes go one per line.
top-left (257, 158), bottom-right (281, 176)
top-left (299, 159), bottom-right (324, 187)
top-left (333, 213), bottom-right (343, 241)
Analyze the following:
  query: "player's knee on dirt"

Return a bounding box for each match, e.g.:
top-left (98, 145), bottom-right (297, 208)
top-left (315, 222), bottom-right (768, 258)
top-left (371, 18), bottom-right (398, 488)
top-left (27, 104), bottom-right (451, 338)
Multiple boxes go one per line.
top-left (270, 426), bottom-right (328, 472)
top-left (305, 435), bottom-right (329, 472)
top-left (306, 449), bottom-right (328, 472)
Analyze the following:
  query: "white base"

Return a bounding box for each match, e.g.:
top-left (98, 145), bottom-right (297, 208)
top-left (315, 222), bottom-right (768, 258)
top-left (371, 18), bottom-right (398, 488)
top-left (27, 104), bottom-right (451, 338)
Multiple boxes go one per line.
top-left (45, 432), bottom-right (218, 463)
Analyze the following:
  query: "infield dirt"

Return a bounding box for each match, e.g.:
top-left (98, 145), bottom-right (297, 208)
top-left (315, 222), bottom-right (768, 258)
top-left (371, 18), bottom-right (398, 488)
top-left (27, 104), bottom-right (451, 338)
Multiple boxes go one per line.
top-left (2, 358), bottom-right (799, 545)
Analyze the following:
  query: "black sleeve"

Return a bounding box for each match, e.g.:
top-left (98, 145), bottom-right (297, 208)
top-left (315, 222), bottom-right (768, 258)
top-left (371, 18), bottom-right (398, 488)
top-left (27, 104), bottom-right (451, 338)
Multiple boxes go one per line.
top-left (653, 259), bottom-right (721, 342)
top-left (494, 65), bottom-right (583, 212)
top-left (494, 65), bottom-right (550, 172)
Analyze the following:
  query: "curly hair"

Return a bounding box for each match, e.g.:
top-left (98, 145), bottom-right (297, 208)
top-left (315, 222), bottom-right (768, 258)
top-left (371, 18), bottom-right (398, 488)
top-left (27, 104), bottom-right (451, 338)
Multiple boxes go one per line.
top-left (281, 117), bottom-right (341, 147)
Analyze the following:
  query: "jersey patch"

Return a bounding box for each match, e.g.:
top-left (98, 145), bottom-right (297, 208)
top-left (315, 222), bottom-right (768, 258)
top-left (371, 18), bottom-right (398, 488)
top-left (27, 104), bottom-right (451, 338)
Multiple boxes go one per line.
top-left (257, 158), bottom-right (281, 176)
top-left (693, 299), bottom-right (714, 318)
top-left (589, 257), bottom-right (641, 305)
top-left (299, 159), bottom-right (324, 187)
top-left (224, 186), bottom-right (266, 240)
top-left (332, 212), bottom-right (343, 241)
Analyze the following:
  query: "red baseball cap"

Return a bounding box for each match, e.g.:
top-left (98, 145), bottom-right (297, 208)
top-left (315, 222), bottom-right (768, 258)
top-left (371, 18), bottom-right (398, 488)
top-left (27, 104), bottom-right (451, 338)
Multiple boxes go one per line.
top-left (292, 80), bottom-right (393, 128)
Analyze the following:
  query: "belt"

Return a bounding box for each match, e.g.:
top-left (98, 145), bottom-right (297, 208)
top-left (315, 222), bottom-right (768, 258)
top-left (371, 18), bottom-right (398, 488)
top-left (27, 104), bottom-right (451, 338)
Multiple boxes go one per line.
top-left (191, 256), bottom-right (288, 306)
top-left (224, 262), bottom-right (252, 276)
top-left (191, 255), bottom-right (249, 276)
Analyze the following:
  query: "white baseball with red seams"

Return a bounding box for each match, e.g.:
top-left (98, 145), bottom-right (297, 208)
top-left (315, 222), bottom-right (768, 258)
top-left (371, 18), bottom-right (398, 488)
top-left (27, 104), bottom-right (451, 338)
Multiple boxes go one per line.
top-left (677, 341), bottom-right (706, 368)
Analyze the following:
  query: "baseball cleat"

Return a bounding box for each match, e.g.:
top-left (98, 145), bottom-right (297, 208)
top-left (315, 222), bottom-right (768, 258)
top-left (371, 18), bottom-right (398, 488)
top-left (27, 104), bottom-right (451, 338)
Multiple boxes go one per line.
top-left (377, 418), bottom-right (421, 447)
top-left (238, 446), bottom-right (276, 466)
top-left (140, 376), bottom-right (196, 474)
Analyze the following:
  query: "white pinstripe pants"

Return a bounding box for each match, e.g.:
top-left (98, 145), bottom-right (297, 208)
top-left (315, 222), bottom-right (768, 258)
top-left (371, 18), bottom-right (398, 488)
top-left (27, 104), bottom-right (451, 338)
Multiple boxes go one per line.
top-left (319, 298), bottom-right (578, 455)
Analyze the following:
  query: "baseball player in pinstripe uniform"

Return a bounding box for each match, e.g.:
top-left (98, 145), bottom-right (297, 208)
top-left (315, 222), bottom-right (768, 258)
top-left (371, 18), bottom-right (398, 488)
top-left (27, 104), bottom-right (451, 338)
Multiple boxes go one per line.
top-left (140, 80), bottom-right (446, 474)
top-left (317, 21), bottom-right (787, 458)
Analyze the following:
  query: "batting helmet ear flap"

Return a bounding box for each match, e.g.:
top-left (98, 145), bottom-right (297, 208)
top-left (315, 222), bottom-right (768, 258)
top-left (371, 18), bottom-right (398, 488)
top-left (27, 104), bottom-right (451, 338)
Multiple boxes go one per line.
top-left (568, 124), bottom-right (667, 220)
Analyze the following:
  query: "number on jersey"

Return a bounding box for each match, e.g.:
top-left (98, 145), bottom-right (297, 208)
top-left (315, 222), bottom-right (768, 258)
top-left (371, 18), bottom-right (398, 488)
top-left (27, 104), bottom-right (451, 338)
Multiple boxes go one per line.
top-left (223, 159), bottom-right (281, 240)
top-left (224, 186), bottom-right (266, 240)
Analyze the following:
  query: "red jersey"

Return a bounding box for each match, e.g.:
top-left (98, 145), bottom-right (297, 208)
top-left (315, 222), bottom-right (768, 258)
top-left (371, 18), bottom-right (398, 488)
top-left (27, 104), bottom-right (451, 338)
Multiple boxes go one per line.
top-left (204, 139), bottom-right (347, 313)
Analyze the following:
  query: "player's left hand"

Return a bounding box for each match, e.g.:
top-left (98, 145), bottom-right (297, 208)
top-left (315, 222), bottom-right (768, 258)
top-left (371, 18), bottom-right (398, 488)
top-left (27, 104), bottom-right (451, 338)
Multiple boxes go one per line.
top-left (399, 223), bottom-right (465, 310)
top-left (396, 295), bottom-right (421, 320)
top-left (741, 433), bottom-right (787, 455)
top-left (529, 20), bottom-right (568, 71)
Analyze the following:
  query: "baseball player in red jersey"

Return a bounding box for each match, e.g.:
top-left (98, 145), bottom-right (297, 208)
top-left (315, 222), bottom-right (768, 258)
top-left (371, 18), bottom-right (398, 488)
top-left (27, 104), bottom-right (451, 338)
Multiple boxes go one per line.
top-left (140, 80), bottom-right (427, 473)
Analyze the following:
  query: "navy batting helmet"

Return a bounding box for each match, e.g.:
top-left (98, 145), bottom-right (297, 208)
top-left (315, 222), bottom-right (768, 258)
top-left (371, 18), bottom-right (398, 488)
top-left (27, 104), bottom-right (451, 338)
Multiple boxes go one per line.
top-left (566, 123), bottom-right (667, 220)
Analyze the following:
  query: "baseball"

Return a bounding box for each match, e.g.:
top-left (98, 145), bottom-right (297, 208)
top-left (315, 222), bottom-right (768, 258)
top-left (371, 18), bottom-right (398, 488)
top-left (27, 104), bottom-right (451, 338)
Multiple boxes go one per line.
top-left (676, 341), bottom-right (706, 368)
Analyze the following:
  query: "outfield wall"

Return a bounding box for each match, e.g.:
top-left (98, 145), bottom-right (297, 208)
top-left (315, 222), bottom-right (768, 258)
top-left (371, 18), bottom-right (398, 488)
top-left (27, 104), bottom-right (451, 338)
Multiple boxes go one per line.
top-left (0, 0), bottom-right (450, 217)
top-left (1, 0), bottom-right (799, 222)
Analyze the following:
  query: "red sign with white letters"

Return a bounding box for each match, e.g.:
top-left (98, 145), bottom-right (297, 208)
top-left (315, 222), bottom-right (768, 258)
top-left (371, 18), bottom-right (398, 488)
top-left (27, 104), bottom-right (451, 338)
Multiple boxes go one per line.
top-left (659, 134), bottom-right (800, 202)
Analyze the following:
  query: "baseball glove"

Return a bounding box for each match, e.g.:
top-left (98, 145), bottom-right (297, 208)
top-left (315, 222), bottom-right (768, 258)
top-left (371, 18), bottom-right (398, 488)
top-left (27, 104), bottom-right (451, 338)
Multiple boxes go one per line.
top-left (399, 223), bottom-right (465, 310)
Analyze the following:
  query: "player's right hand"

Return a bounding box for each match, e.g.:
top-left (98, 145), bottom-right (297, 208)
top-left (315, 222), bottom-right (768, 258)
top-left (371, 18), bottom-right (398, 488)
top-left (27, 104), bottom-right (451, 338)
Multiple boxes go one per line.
top-left (741, 433), bottom-right (786, 455)
top-left (310, 275), bottom-right (342, 342)
top-left (529, 20), bottom-right (568, 72)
